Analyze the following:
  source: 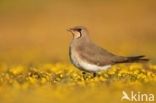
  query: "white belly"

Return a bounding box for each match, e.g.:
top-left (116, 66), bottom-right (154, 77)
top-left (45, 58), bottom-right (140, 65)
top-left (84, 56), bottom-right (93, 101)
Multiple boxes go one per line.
top-left (79, 61), bottom-right (111, 72)
top-left (70, 50), bottom-right (111, 72)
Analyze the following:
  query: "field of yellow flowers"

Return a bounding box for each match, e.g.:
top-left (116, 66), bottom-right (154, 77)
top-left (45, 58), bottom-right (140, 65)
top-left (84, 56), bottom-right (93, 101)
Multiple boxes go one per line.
top-left (0, 63), bottom-right (156, 103)
top-left (0, 0), bottom-right (156, 103)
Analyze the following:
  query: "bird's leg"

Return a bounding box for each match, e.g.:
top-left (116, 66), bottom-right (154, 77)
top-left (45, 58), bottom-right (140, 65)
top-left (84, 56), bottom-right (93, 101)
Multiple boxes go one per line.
top-left (82, 71), bottom-right (87, 80)
top-left (92, 72), bottom-right (97, 78)
top-left (82, 72), bottom-right (97, 79)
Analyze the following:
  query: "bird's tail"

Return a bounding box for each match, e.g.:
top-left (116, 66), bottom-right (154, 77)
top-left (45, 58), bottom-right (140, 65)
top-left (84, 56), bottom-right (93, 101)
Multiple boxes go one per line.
top-left (126, 55), bottom-right (149, 62)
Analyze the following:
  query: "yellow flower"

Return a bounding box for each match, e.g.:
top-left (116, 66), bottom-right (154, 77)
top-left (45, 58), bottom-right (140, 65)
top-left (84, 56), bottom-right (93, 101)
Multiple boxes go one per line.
top-left (9, 65), bottom-right (25, 75)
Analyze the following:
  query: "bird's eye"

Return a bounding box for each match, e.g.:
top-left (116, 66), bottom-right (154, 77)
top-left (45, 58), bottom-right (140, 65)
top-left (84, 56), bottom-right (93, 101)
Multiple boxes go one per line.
top-left (74, 28), bottom-right (81, 32)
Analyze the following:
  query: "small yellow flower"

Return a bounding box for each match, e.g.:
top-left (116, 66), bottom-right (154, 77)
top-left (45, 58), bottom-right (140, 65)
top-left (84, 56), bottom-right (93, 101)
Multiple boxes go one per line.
top-left (27, 77), bottom-right (37, 84)
top-left (9, 65), bottom-right (25, 75)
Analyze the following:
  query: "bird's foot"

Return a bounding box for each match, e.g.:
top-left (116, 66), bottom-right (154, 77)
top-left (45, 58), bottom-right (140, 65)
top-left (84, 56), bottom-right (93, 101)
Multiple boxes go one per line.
top-left (82, 71), bottom-right (87, 80)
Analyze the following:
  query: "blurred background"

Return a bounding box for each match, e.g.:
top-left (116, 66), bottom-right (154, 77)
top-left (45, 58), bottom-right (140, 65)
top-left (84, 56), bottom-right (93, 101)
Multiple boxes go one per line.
top-left (0, 0), bottom-right (156, 64)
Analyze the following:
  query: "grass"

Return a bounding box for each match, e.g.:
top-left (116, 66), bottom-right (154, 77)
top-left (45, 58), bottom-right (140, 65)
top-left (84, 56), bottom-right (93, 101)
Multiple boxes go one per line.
top-left (0, 63), bottom-right (156, 103)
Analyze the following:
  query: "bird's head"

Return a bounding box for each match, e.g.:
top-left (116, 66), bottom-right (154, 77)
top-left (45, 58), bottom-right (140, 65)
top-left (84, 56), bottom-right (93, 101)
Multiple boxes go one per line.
top-left (67, 26), bottom-right (89, 39)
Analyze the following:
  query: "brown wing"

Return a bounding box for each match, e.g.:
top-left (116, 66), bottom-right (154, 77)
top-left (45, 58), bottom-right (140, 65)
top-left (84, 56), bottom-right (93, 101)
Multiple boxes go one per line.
top-left (76, 43), bottom-right (127, 66)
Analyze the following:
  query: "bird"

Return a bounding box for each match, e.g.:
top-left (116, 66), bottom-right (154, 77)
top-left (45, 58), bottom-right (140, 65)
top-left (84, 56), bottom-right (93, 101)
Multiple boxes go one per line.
top-left (67, 26), bottom-right (149, 75)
